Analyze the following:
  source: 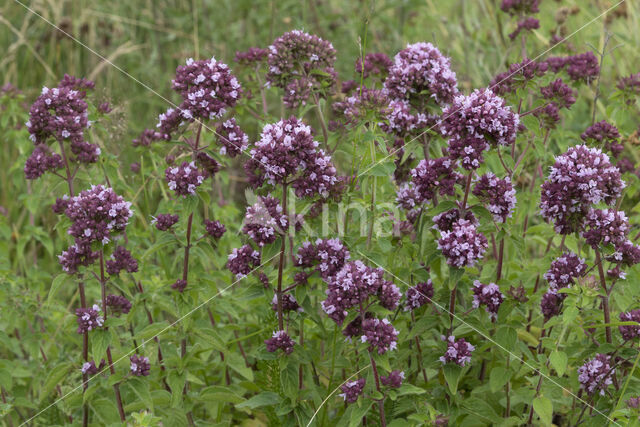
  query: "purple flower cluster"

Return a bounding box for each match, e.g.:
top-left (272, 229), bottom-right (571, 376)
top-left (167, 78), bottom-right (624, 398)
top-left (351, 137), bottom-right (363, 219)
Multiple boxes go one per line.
top-left (472, 173), bottom-right (517, 223)
top-left (132, 129), bottom-right (169, 147)
top-left (508, 17), bottom-right (539, 40)
top-left (105, 294), bottom-right (132, 315)
top-left (619, 310), bottom-right (640, 341)
top-left (165, 161), bottom-right (206, 196)
top-left (59, 185), bottom-right (133, 273)
top-left (540, 291), bottom-right (563, 321)
top-left (271, 293), bottom-right (302, 313)
top-left (152, 213), bottom-right (179, 231)
top-left (381, 370), bottom-right (405, 388)
top-left (24, 76), bottom-right (102, 178)
top-left (618, 72), bottom-right (640, 104)
top-left (607, 240), bottom-right (640, 267)
top-left (266, 30), bottom-right (336, 107)
top-left (405, 280), bottom-right (434, 311)
top-left (361, 318), bottom-right (399, 354)
top-left (321, 260), bottom-right (400, 324)
top-left (437, 219), bottom-right (488, 268)
top-left (26, 84), bottom-right (90, 146)
top-left (540, 145), bottom-right (625, 234)
top-left (581, 208), bottom-right (629, 249)
top-left (546, 52), bottom-right (600, 83)
top-left (333, 87), bottom-right (389, 124)
top-left (248, 117), bottom-right (337, 197)
top-left (205, 219), bottom-right (226, 239)
top-left (234, 47), bottom-right (269, 65)
top-left (384, 42), bottom-right (459, 106)
top-left (81, 360), bottom-right (105, 375)
top-left (500, 0), bottom-right (540, 15)
top-left (410, 157), bottom-right (461, 204)
top-left (544, 252), bottom-right (587, 292)
top-left (265, 330), bottom-right (295, 354)
top-left (63, 185), bottom-right (133, 245)
top-left (355, 53), bottom-right (393, 79)
top-left (578, 354), bottom-right (614, 396)
top-left (105, 246), bottom-right (138, 275)
top-left (395, 183), bottom-right (420, 210)
top-left (441, 88), bottom-right (519, 148)
top-left (447, 136), bottom-right (489, 170)
top-left (382, 99), bottom-right (430, 136)
top-left (440, 336), bottom-right (475, 366)
top-left (24, 145), bottom-right (63, 179)
top-left (130, 354), bottom-right (151, 376)
top-left (540, 79), bottom-right (576, 109)
top-left (472, 281), bottom-right (505, 319)
top-left (296, 238), bottom-right (351, 280)
top-left (75, 304), bottom-right (104, 334)
top-left (172, 279), bottom-right (187, 292)
top-left (432, 206), bottom-right (478, 233)
top-left (490, 58), bottom-right (548, 96)
top-left (581, 121), bottom-right (622, 158)
top-left (243, 196), bottom-right (288, 246)
top-left (216, 118), bottom-right (248, 157)
top-left (339, 378), bottom-right (366, 403)
top-left (172, 57), bottom-right (241, 122)
top-left (227, 245), bottom-right (261, 278)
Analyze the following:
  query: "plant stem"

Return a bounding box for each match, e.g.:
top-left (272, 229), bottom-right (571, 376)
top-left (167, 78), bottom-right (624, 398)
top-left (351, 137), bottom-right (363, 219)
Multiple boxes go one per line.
top-left (366, 138), bottom-right (377, 248)
top-left (496, 238), bottom-right (505, 282)
top-left (99, 251), bottom-right (126, 422)
top-left (368, 352), bottom-right (387, 427)
top-left (59, 140), bottom-right (88, 426)
top-left (275, 184), bottom-right (288, 331)
top-left (448, 287), bottom-right (456, 336)
top-left (595, 250), bottom-right (612, 344)
top-left (411, 311), bottom-right (428, 383)
top-left (461, 172), bottom-right (473, 212)
top-left (312, 92), bottom-right (329, 149)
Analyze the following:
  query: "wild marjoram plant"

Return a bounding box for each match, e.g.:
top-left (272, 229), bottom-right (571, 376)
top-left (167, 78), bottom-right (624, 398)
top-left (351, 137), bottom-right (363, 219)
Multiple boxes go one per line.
top-left (10, 1), bottom-right (640, 425)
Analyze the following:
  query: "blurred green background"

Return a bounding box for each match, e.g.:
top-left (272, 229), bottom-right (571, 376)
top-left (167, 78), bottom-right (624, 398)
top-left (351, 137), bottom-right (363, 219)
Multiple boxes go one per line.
top-left (3, 0), bottom-right (637, 131)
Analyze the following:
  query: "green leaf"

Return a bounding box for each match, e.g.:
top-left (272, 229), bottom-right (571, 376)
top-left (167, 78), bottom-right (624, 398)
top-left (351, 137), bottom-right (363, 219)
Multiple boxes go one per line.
top-left (235, 391), bottom-right (281, 410)
top-left (533, 396), bottom-right (553, 426)
top-left (136, 321), bottom-right (170, 342)
top-left (496, 326), bottom-right (518, 349)
top-left (489, 366), bottom-right (510, 393)
top-left (197, 386), bottom-right (244, 404)
top-left (349, 399), bottom-right (373, 427)
top-left (167, 372), bottom-right (186, 408)
top-left (395, 383), bottom-right (426, 396)
top-left (40, 362), bottom-right (72, 403)
top-left (89, 398), bottom-right (121, 424)
top-left (227, 352), bottom-right (253, 381)
top-left (442, 364), bottom-right (462, 395)
top-left (367, 162), bottom-right (395, 177)
top-left (91, 329), bottom-right (112, 363)
top-left (461, 397), bottom-right (500, 423)
top-left (549, 350), bottom-right (568, 377)
top-left (47, 274), bottom-right (70, 306)
top-left (127, 377), bottom-right (153, 411)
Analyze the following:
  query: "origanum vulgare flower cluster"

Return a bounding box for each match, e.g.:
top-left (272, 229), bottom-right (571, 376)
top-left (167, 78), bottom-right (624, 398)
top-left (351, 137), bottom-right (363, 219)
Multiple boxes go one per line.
top-left (540, 145), bottom-right (625, 234)
top-left (578, 354), bottom-right (614, 396)
top-left (58, 185), bottom-right (133, 274)
top-left (24, 75), bottom-right (103, 180)
top-left (321, 260), bottom-right (400, 325)
top-left (266, 30), bottom-right (337, 108)
top-left (246, 116), bottom-right (337, 197)
top-left (440, 336), bottom-right (475, 366)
